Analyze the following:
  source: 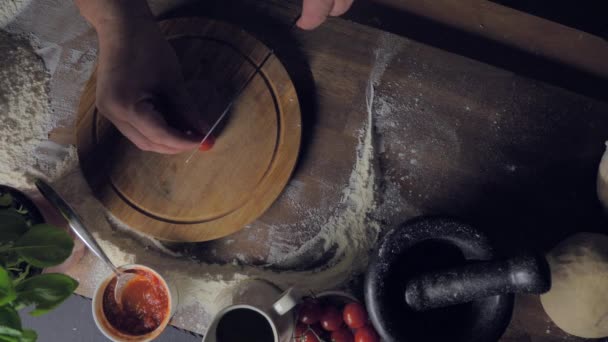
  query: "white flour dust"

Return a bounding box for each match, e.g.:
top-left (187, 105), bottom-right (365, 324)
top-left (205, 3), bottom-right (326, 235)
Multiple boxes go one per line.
top-left (265, 33), bottom-right (404, 270)
top-left (0, 30), bottom-right (77, 189)
top-left (0, 0), bottom-right (30, 27)
top-left (264, 89), bottom-right (378, 272)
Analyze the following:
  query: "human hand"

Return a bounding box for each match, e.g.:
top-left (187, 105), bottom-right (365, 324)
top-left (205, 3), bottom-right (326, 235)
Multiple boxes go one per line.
top-left (297, 0), bottom-right (355, 30)
top-left (83, 1), bottom-right (201, 154)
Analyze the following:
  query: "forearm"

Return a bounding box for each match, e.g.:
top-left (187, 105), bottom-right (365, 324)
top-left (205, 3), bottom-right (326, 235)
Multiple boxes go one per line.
top-left (74, 0), bottom-right (153, 30)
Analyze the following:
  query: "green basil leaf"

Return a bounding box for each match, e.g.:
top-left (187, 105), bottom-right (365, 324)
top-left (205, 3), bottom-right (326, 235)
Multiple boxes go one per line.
top-left (12, 208), bottom-right (26, 216)
top-left (0, 194), bottom-right (12, 208)
top-left (0, 326), bottom-right (21, 338)
top-left (12, 225), bottom-right (74, 268)
top-left (11, 265), bottom-right (31, 286)
top-left (0, 268), bottom-right (16, 306)
top-left (15, 274), bottom-right (78, 317)
top-left (0, 212), bottom-right (28, 245)
top-left (0, 307), bottom-right (20, 331)
top-left (0, 335), bottom-right (19, 342)
top-left (3, 254), bottom-right (21, 268)
top-left (18, 329), bottom-right (35, 342)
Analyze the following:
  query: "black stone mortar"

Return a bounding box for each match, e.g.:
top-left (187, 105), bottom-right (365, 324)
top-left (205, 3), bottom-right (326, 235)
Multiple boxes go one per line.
top-left (365, 217), bottom-right (517, 342)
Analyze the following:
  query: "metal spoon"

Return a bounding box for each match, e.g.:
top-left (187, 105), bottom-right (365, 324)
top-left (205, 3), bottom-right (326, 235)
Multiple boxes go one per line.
top-left (34, 179), bottom-right (137, 305)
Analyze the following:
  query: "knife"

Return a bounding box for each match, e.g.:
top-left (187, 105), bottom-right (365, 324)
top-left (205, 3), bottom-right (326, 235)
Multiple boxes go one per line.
top-left (183, 74), bottom-right (253, 164)
top-left (184, 97), bottom-right (234, 164)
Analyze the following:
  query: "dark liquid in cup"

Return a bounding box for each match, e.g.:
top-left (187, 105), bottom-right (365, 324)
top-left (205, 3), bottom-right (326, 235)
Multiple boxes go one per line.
top-left (216, 308), bottom-right (275, 342)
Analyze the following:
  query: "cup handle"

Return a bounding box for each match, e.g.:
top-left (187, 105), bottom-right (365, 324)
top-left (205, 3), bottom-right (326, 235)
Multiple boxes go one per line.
top-left (272, 287), bottom-right (300, 316)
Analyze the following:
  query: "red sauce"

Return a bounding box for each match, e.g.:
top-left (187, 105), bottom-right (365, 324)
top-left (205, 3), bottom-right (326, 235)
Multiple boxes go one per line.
top-left (102, 269), bottom-right (169, 336)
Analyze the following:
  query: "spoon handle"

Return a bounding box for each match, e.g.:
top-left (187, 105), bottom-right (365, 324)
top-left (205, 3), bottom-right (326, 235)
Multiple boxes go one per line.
top-left (35, 179), bottom-right (119, 275)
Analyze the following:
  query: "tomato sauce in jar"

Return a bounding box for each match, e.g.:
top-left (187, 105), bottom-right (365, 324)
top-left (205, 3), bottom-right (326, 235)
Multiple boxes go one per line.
top-left (102, 269), bottom-right (169, 336)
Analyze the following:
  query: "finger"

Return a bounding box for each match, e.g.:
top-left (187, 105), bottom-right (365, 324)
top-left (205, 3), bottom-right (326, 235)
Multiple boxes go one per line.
top-left (113, 120), bottom-right (182, 154)
top-left (297, 0), bottom-right (335, 30)
top-left (99, 99), bottom-right (186, 154)
top-left (169, 86), bottom-right (208, 136)
top-left (129, 100), bottom-right (200, 151)
top-left (112, 120), bottom-right (153, 151)
top-left (329, 0), bottom-right (354, 16)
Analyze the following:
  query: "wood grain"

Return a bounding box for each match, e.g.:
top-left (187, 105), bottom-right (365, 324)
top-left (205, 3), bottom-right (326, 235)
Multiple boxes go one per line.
top-left (76, 18), bottom-right (301, 242)
top-left (371, 0), bottom-right (608, 80)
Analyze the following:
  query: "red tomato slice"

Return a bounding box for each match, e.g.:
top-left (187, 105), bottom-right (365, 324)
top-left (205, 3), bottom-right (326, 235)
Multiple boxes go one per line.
top-left (198, 134), bottom-right (215, 151)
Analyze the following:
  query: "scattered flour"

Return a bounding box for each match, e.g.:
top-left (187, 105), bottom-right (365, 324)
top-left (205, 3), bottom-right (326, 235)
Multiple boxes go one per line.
top-left (0, 0), bottom-right (189, 27)
top-left (0, 30), bottom-right (77, 190)
top-left (0, 0), bottom-right (31, 27)
top-left (264, 33), bottom-right (405, 270)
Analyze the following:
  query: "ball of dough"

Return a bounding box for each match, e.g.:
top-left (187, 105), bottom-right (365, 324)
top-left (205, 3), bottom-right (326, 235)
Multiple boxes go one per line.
top-left (597, 142), bottom-right (608, 212)
top-left (541, 233), bottom-right (608, 338)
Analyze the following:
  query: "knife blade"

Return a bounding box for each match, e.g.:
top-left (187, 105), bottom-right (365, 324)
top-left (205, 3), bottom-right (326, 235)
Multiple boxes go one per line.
top-left (184, 98), bottom-right (234, 164)
top-left (183, 51), bottom-right (273, 164)
top-left (183, 75), bottom-right (253, 164)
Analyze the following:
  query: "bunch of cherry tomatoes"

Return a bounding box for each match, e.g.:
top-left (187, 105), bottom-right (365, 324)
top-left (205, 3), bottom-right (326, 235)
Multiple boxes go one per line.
top-left (294, 297), bottom-right (379, 342)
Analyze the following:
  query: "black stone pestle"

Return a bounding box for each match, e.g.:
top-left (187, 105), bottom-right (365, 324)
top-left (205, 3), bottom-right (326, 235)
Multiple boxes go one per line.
top-left (404, 253), bottom-right (551, 312)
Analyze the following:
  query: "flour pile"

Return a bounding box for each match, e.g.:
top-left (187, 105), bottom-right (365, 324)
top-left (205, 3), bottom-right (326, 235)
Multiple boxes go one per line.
top-left (0, 0), bottom-right (30, 27)
top-left (0, 31), bottom-right (60, 189)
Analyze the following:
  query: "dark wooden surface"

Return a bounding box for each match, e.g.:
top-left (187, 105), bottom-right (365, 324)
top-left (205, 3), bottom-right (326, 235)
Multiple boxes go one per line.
top-left (347, 0), bottom-right (608, 101)
top-left (489, 0), bottom-right (608, 38)
top-left (159, 1), bottom-right (608, 340)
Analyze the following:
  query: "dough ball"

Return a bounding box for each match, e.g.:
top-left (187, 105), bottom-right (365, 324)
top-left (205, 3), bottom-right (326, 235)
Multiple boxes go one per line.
top-left (597, 142), bottom-right (608, 212)
top-left (540, 233), bottom-right (608, 338)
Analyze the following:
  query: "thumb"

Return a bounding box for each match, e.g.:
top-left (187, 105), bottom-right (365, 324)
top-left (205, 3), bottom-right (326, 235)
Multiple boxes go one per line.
top-left (129, 99), bottom-right (200, 151)
top-left (297, 0), bottom-right (335, 30)
top-left (329, 0), bottom-right (354, 16)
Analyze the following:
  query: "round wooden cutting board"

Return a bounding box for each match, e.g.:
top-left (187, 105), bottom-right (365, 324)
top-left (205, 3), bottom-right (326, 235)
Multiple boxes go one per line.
top-left (76, 18), bottom-right (301, 242)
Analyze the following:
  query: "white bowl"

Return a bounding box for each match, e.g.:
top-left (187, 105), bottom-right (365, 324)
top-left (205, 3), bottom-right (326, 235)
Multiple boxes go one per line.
top-left (92, 264), bottom-right (175, 342)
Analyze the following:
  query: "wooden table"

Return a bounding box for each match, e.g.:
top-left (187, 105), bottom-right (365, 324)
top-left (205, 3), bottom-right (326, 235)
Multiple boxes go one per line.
top-left (151, 1), bottom-right (608, 340)
top-left (10, 0), bottom-right (607, 339)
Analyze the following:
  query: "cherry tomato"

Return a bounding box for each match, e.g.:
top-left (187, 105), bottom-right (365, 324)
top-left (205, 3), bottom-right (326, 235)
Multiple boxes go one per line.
top-left (343, 302), bottom-right (368, 329)
top-left (320, 306), bottom-right (344, 331)
top-left (198, 134), bottom-right (215, 151)
top-left (309, 323), bottom-right (325, 338)
top-left (355, 325), bottom-right (379, 342)
top-left (298, 299), bottom-right (322, 325)
top-left (331, 327), bottom-right (354, 342)
top-left (295, 322), bottom-right (307, 339)
top-left (299, 330), bottom-right (320, 342)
